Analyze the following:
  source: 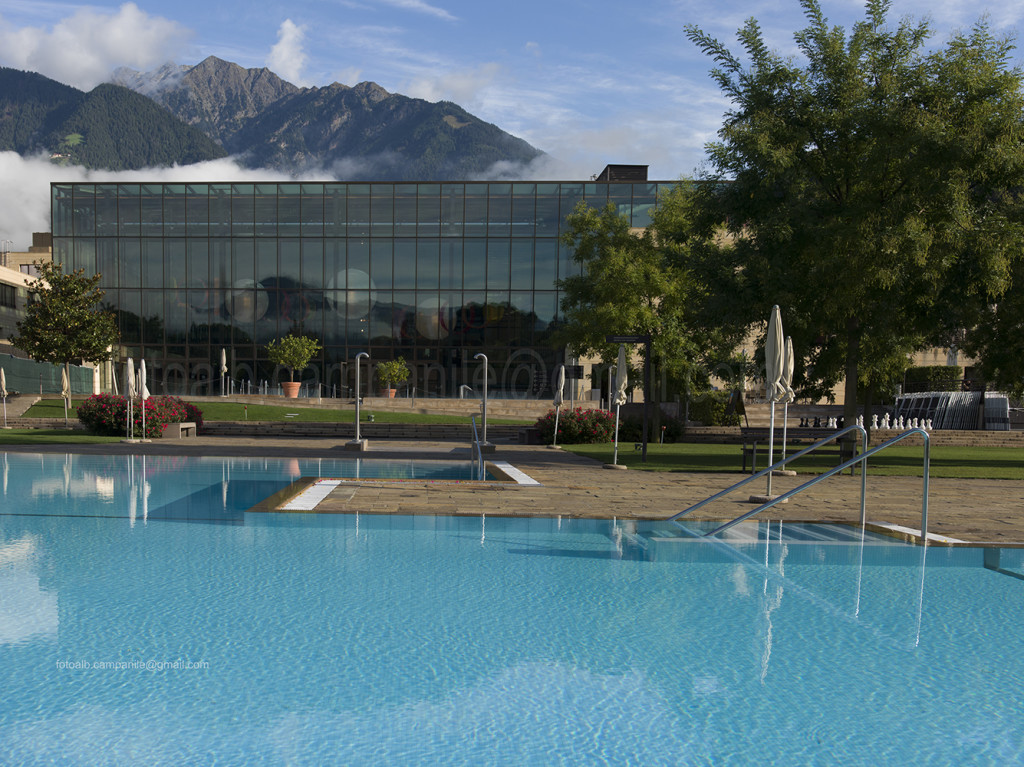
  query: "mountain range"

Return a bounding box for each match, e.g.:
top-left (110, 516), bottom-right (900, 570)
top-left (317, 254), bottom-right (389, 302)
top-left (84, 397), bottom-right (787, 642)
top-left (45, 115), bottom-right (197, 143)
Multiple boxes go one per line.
top-left (0, 67), bottom-right (227, 170)
top-left (0, 57), bottom-right (544, 179)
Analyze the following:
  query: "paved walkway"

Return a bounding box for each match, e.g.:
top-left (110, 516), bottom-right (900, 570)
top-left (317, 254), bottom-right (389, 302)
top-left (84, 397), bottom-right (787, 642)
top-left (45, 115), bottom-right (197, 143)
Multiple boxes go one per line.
top-left (5, 435), bottom-right (1023, 544)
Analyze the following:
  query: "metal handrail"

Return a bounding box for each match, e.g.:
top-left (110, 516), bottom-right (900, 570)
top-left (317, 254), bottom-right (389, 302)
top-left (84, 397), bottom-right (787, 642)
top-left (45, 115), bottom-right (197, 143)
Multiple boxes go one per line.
top-left (698, 428), bottom-right (931, 541)
top-left (669, 423), bottom-right (869, 522)
top-left (470, 416), bottom-right (485, 481)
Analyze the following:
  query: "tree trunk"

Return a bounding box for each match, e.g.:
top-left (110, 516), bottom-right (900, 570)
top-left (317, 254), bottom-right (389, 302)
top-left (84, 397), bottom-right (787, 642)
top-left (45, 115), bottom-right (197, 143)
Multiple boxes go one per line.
top-left (863, 382), bottom-right (874, 442)
top-left (843, 318), bottom-right (860, 427)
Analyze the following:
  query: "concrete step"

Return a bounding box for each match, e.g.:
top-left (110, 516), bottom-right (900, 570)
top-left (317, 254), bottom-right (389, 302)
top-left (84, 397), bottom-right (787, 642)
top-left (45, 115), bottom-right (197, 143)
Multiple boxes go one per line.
top-left (682, 425), bottom-right (1024, 448)
top-left (201, 421), bottom-right (525, 442)
top-left (186, 394), bottom-right (572, 421)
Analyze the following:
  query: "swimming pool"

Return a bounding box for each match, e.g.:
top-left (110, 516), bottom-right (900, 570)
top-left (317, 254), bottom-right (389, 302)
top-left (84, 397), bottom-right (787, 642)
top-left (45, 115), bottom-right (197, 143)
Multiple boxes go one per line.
top-left (1, 453), bottom-right (1022, 764)
top-left (0, 453), bottom-right (494, 523)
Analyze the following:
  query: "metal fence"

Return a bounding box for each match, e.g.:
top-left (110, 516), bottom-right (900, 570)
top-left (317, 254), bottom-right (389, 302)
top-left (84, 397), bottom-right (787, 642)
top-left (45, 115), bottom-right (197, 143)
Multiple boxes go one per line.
top-left (0, 354), bottom-right (92, 396)
top-left (894, 391), bottom-right (1010, 430)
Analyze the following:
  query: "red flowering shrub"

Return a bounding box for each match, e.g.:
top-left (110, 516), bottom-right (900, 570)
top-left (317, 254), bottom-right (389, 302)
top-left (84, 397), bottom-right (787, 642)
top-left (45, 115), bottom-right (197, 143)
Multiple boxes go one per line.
top-left (534, 407), bottom-right (615, 444)
top-left (77, 394), bottom-right (204, 438)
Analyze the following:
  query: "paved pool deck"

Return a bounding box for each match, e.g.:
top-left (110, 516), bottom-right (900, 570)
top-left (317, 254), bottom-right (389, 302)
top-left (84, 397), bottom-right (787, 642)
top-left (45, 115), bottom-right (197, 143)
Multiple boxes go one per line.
top-left (4, 435), bottom-right (1023, 544)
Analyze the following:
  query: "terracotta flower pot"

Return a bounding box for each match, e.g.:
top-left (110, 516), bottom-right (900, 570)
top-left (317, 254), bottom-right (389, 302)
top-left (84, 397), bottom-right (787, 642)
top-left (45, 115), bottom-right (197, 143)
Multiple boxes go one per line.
top-left (282, 382), bottom-right (301, 398)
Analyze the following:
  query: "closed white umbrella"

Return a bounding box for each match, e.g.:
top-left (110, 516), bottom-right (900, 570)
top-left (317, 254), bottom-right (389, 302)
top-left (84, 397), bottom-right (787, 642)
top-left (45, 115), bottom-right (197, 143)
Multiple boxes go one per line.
top-left (140, 359), bottom-right (150, 440)
top-left (612, 345), bottom-right (628, 466)
top-left (1, 367), bottom-right (7, 428)
top-left (125, 357), bottom-right (136, 441)
top-left (220, 348), bottom-right (228, 396)
top-left (552, 364), bottom-right (565, 448)
top-left (780, 336), bottom-right (795, 466)
top-left (126, 358), bottom-right (137, 399)
top-left (761, 306), bottom-right (784, 498)
top-left (60, 366), bottom-right (71, 427)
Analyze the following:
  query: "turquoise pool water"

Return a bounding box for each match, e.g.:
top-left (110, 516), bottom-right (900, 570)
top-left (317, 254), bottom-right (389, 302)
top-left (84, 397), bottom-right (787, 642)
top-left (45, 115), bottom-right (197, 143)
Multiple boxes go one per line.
top-left (1, 453), bottom-right (1023, 764)
top-left (0, 453), bottom-right (488, 523)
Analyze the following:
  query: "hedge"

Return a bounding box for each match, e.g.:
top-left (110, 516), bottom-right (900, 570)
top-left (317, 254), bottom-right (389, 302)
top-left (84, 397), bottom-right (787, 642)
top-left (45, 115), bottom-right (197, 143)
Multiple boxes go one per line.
top-left (77, 394), bottom-right (204, 439)
top-left (534, 407), bottom-right (616, 444)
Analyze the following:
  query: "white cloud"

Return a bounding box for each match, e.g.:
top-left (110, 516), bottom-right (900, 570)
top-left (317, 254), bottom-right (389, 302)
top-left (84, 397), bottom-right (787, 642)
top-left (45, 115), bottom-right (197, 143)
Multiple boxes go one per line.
top-left (331, 66), bottom-right (364, 86)
top-left (377, 0), bottom-right (456, 22)
top-left (402, 62), bottom-right (503, 104)
top-left (0, 153), bottom-right (292, 250)
top-left (0, 3), bottom-right (192, 91)
top-left (267, 19), bottom-right (310, 87)
top-left (479, 154), bottom-right (583, 182)
top-left (322, 24), bottom-right (447, 73)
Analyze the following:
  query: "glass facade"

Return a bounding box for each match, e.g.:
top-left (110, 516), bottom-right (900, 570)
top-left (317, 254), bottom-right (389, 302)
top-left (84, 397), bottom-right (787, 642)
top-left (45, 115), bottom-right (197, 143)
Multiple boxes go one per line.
top-left (51, 181), bottom-right (670, 397)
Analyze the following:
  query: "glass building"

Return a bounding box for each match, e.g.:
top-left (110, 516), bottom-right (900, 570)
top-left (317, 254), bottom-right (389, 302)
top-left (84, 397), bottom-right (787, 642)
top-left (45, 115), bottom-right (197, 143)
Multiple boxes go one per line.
top-left (51, 176), bottom-right (671, 398)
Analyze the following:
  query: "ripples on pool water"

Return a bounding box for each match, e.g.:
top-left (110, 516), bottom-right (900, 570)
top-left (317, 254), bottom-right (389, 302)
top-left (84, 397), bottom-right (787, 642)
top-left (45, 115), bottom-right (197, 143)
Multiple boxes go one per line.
top-left (0, 453), bottom-right (1022, 765)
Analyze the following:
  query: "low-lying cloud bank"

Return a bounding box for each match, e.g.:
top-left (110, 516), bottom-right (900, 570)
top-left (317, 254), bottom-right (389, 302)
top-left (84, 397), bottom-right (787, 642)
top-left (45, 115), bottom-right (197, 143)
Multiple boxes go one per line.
top-left (0, 153), bottom-right (293, 250)
top-left (0, 152), bottom-right (590, 251)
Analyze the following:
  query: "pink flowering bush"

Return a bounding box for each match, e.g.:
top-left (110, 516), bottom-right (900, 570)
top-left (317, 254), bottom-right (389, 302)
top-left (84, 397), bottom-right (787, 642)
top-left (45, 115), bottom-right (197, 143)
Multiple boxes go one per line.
top-left (534, 406), bottom-right (615, 444)
top-left (77, 394), bottom-right (204, 439)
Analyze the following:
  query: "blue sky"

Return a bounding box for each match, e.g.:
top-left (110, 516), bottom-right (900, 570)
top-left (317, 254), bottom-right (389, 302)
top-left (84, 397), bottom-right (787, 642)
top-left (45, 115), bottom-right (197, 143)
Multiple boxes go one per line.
top-left (0, 0), bottom-right (1020, 246)
top-left (1, 0), bottom-right (1020, 180)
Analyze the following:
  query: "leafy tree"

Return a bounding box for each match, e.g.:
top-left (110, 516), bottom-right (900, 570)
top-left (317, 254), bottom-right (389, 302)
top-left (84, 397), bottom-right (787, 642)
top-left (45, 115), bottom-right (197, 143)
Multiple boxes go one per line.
top-left (375, 357), bottom-right (411, 393)
top-left (265, 334), bottom-right (322, 381)
top-left (556, 197), bottom-right (728, 404)
top-left (9, 261), bottom-right (118, 388)
top-left (684, 0), bottom-right (1024, 421)
top-left (959, 258), bottom-right (1024, 396)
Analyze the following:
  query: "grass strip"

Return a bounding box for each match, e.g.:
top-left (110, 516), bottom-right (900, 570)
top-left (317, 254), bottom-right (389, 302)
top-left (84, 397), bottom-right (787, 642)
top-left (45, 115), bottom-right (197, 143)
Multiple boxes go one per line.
top-left (0, 429), bottom-right (123, 445)
top-left (562, 442), bottom-right (1024, 480)
top-left (20, 398), bottom-right (534, 426)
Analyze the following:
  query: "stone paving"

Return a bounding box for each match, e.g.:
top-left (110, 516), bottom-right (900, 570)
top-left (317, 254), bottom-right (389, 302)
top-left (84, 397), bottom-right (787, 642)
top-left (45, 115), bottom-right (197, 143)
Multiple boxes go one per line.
top-left (5, 434), bottom-right (1023, 544)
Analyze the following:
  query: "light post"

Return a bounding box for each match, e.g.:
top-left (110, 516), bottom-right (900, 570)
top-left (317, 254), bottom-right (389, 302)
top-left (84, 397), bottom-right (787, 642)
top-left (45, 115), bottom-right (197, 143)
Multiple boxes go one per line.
top-left (474, 353), bottom-right (488, 446)
top-left (348, 352), bottom-right (369, 449)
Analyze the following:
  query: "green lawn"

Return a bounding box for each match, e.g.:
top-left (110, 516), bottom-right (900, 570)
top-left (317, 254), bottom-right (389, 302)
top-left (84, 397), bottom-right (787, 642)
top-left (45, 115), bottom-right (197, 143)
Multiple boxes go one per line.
top-left (563, 442), bottom-right (1024, 480)
top-left (21, 398), bottom-right (533, 426)
top-left (0, 429), bottom-right (123, 445)
top-left (14, 399), bottom-right (1022, 480)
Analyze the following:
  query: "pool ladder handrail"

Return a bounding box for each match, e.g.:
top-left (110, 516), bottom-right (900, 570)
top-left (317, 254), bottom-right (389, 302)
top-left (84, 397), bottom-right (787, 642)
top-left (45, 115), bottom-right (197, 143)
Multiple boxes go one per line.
top-left (668, 424), bottom-right (868, 523)
top-left (470, 416), bottom-right (486, 481)
top-left (670, 425), bottom-right (932, 541)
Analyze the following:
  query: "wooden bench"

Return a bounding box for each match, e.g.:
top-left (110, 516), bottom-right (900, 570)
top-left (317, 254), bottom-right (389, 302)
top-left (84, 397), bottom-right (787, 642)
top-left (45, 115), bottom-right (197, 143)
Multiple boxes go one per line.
top-left (518, 426), bottom-right (541, 445)
top-left (165, 421), bottom-right (197, 438)
top-left (741, 430), bottom-right (857, 474)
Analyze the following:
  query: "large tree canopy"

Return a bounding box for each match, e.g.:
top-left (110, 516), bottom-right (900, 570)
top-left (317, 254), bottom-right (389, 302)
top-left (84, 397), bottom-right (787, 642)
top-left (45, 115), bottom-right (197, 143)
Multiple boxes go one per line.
top-left (10, 261), bottom-right (118, 370)
top-left (683, 0), bottom-right (1024, 417)
top-left (556, 193), bottom-right (743, 400)
top-left (959, 256), bottom-right (1024, 396)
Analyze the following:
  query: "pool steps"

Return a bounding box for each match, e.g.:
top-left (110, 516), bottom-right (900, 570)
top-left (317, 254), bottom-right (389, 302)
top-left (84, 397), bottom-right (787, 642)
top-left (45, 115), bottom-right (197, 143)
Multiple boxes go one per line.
top-left (670, 426), bottom-right (933, 543)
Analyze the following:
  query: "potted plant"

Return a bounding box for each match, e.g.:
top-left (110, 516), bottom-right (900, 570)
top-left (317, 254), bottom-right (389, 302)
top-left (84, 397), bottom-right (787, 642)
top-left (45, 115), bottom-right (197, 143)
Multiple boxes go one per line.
top-left (266, 335), bottom-right (322, 398)
top-left (375, 357), bottom-right (410, 398)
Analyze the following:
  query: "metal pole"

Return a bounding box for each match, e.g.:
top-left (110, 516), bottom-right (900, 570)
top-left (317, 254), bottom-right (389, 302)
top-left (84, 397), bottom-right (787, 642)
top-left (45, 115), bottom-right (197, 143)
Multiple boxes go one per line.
top-left (642, 337), bottom-right (651, 463)
top-left (767, 401), bottom-right (776, 497)
top-left (354, 352), bottom-right (369, 442)
top-left (613, 404), bottom-right (621, 465)
top-left (921, 435), bottom-right (931, 540)
top-left (474, 353), bottom-right (488, 444)
top-left (781, 401), bottom-right (789, 465)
